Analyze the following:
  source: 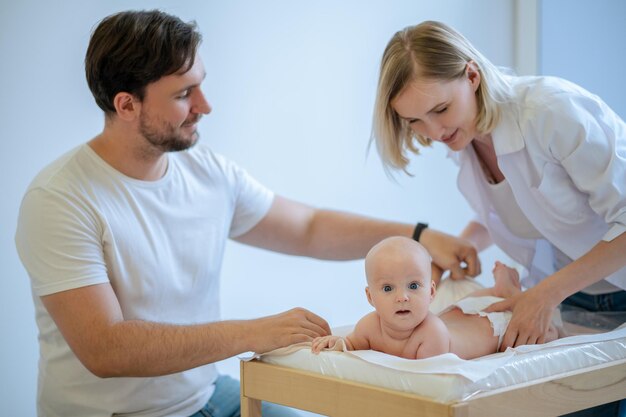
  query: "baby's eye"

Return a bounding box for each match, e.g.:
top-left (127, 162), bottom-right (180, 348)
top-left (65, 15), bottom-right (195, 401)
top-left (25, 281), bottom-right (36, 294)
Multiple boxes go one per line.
top-left (383, 285), bottom-right (392, 292)
top-left (408, 282), bottom-right (419, 290)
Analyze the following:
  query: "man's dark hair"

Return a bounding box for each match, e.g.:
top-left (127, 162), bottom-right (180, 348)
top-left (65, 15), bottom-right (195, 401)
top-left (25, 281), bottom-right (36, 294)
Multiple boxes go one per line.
top-left (85, 10), bottom-right (202, 114)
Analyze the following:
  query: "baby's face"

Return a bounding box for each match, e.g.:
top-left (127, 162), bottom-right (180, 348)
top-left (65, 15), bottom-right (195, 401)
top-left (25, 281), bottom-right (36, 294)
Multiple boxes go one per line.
top-left (365, 245), bottom-right (434, 332)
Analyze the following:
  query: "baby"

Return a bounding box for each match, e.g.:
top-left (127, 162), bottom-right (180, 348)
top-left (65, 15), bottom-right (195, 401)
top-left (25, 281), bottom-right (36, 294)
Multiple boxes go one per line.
top-left (312, 236), bottom-right (558, 360)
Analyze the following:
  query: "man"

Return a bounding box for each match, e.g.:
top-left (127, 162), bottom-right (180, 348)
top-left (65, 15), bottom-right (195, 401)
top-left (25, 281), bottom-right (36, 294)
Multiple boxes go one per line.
top-left (15, 10), bottom-right (479, 417)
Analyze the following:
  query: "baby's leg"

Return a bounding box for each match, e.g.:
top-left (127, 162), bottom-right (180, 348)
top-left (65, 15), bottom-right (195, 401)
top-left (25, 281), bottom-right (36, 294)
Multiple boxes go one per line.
top-left (491, 262), bottom-right (522, 298)
top-left (467, 261), bottom-right (522, 298)
top-left (440, 309), bottom-right (499, 359)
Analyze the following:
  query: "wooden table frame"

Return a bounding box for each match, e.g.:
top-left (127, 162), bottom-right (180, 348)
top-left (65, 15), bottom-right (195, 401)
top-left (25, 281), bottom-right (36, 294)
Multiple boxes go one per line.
top-left (240, 358), bottom-right (626, 417)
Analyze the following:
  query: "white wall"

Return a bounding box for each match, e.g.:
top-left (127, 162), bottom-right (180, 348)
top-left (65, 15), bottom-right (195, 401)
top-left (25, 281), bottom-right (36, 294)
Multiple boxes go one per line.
top-left (0, 1), bottom-right (513, 415)
top-left (540, 0), bottom-right (626, 119)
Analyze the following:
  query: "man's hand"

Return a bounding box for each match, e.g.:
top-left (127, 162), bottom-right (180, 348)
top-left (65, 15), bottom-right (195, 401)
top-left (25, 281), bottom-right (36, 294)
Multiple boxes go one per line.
top-left (250, 308), bottom-right (331, 354)
top-left (431, 263), bottom-right (444, 287)
top-left (420, 228), bottom-right (480, 279)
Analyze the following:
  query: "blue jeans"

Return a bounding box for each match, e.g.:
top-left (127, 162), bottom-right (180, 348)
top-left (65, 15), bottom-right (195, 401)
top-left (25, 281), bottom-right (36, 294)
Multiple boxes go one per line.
top-left (189, 374), bottom-right (301, 417)
top-left (562, 290), bottom-right (626, 313)
top-left (559, 290), bottom-right (626, 417)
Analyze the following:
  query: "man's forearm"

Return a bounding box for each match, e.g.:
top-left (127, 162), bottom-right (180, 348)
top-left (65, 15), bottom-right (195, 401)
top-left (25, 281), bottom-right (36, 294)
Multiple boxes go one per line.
top-left (84, 319), bottom-right (254, 378)
top-left (305, 210), bottom-right (480, 279)
top-left (43, 280), bottom-right (330, 379)
top-left (236, 196), bottom-right (414, 259)
top-left (73, 306), bottom-right (329, 378)
top-left (303, 209), bottom-right (412, 259)
top-left (238, 197), bottom-right (478, 275)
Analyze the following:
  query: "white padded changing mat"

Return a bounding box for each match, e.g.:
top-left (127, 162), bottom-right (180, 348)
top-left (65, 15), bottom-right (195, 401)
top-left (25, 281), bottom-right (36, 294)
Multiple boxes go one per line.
top-left (254, 278), bottom-right (626, 402)
top-left (258, 326), bottom-right (626, 402)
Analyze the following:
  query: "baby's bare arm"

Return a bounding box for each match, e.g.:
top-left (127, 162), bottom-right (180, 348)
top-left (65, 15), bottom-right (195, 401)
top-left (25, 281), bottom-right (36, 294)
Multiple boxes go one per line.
top-left (311, 314), bottom-right (375, 353)
top-left (415, 314), bottom-right (451, 359)
top-left (311, 331), bottom-right (367, 353)
top-left (311, 335), bottom-right (344, 353)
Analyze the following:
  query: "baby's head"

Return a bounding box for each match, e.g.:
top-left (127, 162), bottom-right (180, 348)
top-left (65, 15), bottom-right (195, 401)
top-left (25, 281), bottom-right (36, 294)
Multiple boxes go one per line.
top-left (364, 237), bottom-right (435, 331)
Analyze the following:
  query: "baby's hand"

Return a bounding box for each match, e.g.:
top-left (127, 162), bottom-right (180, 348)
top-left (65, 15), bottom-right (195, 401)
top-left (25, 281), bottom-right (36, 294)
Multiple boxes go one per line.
top-left (311, 335), bottom-right (342, 354)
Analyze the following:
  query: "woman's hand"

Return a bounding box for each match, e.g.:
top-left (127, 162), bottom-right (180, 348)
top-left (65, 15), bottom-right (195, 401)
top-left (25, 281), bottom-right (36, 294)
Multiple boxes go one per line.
top-left (485, 286), bottom-right (558, 350)
top-left (420, 228), bottom-right (481, 279)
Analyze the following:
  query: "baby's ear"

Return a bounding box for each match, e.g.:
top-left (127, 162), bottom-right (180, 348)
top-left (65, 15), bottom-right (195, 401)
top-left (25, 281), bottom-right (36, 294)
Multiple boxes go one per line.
top-left (365, 287), bottom-right (374, 307)
top-left (430, 280), bottom-right (437, 301)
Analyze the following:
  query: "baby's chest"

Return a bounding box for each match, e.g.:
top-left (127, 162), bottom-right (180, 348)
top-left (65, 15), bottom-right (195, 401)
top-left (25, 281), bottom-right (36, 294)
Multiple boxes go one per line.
top-left (372, 334), bottom-right (423, 359)
top-left (400, 335), bottom-right (425, 359)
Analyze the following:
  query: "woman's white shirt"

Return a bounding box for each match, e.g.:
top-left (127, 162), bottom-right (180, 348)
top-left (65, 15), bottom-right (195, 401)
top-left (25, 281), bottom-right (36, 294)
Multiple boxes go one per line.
top-left (481, 158), bottom-right (621, 294)
top-left (450, 75), bottom-right (626, 291)
top-left (485, 178), bottom-right (542, 240)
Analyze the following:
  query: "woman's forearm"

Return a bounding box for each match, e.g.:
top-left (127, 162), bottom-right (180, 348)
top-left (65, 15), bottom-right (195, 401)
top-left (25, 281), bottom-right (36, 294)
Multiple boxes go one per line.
top-left (459, 220), bottom-right (492, 252)
top-left (536, 231), bottom-right (626, 305)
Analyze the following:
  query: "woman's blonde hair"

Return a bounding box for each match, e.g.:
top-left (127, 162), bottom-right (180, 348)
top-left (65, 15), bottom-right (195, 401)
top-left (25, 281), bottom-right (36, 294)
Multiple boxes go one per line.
top-left (371, 21), bottom-right (512, 172)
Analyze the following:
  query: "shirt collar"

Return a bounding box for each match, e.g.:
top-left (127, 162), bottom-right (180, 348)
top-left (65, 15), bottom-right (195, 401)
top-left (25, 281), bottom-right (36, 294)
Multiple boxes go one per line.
top-left (491, 103), bottom-right (526, 156)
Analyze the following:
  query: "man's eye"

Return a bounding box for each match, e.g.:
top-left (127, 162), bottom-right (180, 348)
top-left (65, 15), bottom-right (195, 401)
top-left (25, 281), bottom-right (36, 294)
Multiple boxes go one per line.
top-left (435, 107), bottom-right (447, 114)
top-left (409, 282), bottom-right (419, 290)
top-left (178, 90), bottom-right (191, 99)
top-left (383, 285), bottom-right (392, 292)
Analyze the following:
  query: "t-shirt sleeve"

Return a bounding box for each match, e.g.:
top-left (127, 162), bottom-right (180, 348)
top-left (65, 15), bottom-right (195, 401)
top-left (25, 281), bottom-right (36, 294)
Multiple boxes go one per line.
top-left (15, 188), bottom-right (110, 296)
top-left (219, 158), bottom-right (274, 238)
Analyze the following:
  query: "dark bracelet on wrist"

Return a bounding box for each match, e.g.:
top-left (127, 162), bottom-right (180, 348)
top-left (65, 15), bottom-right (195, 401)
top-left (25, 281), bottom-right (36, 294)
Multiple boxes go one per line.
top-left (412, 222), bottom-right (429, 242)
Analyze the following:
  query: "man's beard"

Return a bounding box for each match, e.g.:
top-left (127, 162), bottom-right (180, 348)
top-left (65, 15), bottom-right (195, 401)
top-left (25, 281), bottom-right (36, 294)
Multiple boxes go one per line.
top-left (139, 113), bottom-right (200, 153)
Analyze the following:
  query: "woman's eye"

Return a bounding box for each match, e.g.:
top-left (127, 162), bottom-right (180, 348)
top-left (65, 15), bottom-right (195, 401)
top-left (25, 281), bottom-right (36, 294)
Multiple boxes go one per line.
top-left (178, 90), bottom-right (191, 99)
top-left (409, 282), bottom-right (419, 290)
top-left (383, 285), bottom-right (392, 292)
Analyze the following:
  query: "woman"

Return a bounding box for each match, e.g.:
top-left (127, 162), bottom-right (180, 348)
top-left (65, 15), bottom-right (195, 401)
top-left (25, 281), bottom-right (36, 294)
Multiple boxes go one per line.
top-left (371, 20), bottom-right (625, 416)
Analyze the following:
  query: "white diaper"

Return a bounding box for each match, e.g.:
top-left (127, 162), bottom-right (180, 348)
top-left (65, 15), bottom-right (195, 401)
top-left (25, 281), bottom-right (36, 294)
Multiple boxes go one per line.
top-left (448, 296), bottom-right (512, 349)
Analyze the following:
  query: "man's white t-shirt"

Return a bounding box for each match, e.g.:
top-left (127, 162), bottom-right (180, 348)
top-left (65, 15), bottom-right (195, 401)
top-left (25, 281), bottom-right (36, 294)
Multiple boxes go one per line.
top-left (15, 144), bottom-right (274, 417)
